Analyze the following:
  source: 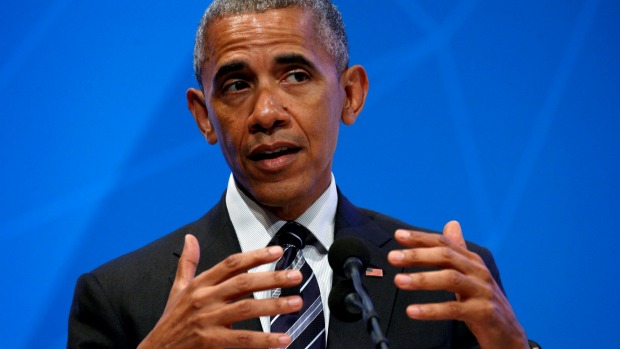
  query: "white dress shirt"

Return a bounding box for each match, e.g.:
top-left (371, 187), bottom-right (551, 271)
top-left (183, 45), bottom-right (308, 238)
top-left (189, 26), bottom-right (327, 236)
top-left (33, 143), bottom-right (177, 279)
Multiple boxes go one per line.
top-left (225, 174), bottom-right (336, 334)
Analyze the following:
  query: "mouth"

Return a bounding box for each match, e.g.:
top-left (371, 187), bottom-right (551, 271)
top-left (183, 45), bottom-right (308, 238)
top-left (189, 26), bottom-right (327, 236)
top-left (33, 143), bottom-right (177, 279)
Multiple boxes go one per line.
top-left (247, 143), bottom-right (302, 171)
top-left (248, 146), bottom-right (301, 161)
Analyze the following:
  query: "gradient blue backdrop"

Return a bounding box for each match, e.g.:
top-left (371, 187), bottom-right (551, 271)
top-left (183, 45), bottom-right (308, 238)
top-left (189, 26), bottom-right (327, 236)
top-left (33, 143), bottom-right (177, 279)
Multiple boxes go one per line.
top-left (1, 1), bottom-right (618, 348)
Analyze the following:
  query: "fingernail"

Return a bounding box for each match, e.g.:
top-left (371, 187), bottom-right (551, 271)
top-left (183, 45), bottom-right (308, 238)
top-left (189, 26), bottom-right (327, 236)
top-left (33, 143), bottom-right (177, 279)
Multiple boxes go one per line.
top-left (389, 251), bottom-right (405, 261)
top-left (288, 296), bottom-right (302, 307)
top-left (278, 335), bottom-right (291, 345)
top-left (408, 305), bottom-right (421, 316)
top-left (268, 246), bottom-right (281, 255)
top-left (286, 270), bottom-right (301, 280)
top-left (395, 274), bottom-right (412, 284)
top-left (396, 230), bottom-right (410, 239)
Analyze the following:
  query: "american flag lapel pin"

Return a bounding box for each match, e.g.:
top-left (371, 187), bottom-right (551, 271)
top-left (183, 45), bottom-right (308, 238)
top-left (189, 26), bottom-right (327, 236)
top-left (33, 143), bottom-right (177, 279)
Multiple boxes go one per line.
top-left (365, 267), bottom-right (383, 277)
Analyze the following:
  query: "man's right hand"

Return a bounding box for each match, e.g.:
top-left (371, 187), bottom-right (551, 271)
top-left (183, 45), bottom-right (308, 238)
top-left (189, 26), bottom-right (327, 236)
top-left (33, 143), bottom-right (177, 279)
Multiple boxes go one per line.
top-left (137, 234), bottom-right (303, 349)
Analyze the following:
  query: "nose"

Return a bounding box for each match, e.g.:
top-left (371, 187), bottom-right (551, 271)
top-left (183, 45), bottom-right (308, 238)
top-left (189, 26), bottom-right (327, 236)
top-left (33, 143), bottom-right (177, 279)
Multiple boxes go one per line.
top-left (247, 84), bottom-right (290, 134)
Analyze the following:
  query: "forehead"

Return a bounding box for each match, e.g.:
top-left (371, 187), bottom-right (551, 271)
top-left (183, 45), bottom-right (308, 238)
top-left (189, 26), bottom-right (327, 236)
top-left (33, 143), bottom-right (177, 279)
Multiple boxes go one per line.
top-left (202, 7), bottom-right (334, 78)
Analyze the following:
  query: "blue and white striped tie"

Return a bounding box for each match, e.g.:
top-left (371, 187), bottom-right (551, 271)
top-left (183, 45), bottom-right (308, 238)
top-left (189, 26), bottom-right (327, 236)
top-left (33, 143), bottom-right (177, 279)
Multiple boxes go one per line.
top-left (270, 222), bottom-right (326, 349)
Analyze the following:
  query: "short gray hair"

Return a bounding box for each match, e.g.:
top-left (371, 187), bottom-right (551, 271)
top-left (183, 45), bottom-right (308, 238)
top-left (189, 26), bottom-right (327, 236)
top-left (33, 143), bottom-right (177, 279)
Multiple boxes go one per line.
top-left (192, 0), bottom-right (349, 89)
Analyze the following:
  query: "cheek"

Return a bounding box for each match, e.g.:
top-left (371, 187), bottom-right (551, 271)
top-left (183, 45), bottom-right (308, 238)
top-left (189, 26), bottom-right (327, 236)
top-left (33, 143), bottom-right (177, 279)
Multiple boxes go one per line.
top-left (217, 131), bottom-right (247, 174)
top-left (219, 126), bottom-right (244, 156)
top-left (310, 94), bottom-right (343, 143)
top-left (310, 114), bottom-right (341, 158)
top-left (210, 113), bottom-right (246, 158)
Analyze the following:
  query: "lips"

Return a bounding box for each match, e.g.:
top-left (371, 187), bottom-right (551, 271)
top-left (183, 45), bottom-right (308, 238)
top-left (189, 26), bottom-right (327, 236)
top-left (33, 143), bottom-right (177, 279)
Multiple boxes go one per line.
top-left (247, 142), bottom-right (302, 171)
top-left (248, 146), bottom-right (300, 160)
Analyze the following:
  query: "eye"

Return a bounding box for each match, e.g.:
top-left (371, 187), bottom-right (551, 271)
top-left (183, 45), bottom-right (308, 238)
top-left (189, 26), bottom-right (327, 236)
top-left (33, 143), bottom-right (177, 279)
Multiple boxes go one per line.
top-left (283, 71), bottom-right (310, 84)
top-left (222, 80), bottom-right (250, 93)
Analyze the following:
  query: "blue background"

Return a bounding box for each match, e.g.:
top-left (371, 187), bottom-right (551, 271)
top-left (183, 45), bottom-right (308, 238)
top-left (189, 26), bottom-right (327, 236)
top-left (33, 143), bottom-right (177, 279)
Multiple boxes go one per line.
top-left (1, 1), bottom-right (618, 348)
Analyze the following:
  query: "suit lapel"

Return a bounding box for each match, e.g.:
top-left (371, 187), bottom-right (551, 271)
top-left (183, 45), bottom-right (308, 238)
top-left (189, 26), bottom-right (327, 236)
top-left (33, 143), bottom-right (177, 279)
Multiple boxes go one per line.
top-left (170, 193), bottom-right (263, 332)
top-left (327, 192), bottom-right (402, 348)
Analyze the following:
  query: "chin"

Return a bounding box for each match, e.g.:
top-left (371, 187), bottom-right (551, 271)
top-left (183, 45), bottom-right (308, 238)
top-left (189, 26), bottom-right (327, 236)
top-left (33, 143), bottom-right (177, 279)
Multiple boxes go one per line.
top-left (248, 180), bottom-right (313, 218)
top-left (251, 182), bottom-right (301, 206)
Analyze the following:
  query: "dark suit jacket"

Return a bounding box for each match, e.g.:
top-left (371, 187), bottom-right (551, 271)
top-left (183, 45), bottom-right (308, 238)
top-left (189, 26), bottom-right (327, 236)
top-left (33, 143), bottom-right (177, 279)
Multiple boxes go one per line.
top-left (68, 192), bottom-right (503, 348)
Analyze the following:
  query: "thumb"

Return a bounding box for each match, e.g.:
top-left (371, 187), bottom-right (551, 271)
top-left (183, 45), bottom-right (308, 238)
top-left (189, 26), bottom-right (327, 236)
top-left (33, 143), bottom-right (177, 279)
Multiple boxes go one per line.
top-left (443, 220), bottom-right (467, 250)
top-left (170, 234), bottom-right (200, 298)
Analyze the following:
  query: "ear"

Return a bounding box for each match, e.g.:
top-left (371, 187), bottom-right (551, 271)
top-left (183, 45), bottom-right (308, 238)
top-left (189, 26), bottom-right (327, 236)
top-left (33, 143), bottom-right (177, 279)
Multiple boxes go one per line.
top-left (340, 65), bottom-right (369, 126)
top-left (187, 88), bottom-right (218, 144)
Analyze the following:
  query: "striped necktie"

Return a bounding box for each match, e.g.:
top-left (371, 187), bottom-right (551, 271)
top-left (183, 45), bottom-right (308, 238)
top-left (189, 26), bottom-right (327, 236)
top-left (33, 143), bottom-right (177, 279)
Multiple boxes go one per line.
top-left (270, 221), bottom-right (326, 349)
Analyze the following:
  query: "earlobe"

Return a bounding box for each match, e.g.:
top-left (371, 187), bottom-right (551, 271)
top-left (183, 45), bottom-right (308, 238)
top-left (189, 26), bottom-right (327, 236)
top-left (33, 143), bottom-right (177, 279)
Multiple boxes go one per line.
top-left (340, 65), bottom-right (369, 126)
top-left (187, 88), bottom-right (218, 144)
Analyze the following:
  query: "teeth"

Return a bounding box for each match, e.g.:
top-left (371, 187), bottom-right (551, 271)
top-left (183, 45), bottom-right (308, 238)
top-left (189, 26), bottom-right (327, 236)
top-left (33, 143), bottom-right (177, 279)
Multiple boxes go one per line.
top-left (262, 147), bottom-right (288, 155)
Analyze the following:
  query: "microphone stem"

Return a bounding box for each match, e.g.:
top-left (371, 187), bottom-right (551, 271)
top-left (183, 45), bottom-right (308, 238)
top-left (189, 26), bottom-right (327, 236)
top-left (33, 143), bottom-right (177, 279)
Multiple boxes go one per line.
top-left (350, 267), bottom-right (390, 349)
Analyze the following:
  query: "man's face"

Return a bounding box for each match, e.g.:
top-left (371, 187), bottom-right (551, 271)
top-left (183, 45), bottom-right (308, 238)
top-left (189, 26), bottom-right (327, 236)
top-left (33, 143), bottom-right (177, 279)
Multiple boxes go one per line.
top-left (191, 7), bottom-right (355, 219)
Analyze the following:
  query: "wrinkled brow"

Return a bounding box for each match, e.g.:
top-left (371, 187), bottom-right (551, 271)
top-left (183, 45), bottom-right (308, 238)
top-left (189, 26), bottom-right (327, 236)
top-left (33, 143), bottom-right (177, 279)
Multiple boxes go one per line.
top-left (274, 53), bottom-right (316, 70)
top-left (213, 60), bottom-right (247, 84)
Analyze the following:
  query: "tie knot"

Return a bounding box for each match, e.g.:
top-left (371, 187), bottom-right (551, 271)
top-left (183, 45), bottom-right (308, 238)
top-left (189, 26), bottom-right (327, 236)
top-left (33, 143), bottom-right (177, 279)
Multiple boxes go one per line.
top-left (273, 221), bottom-right (311, 249)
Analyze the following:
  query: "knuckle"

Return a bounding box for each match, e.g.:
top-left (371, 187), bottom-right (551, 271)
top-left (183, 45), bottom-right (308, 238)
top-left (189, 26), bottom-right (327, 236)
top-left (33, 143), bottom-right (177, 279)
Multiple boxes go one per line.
top-left (448, 270), bottom-right (462, 287)
top-left (475, 267), bottom-right (495, 287)
top-left (411, 273), bottom-right (428, 288)
top-left (189, 312), bottom-right (208, 330)
top-left (448, 302), bottom-right (463, 318)
top-left (437, 235), bottom-right (449, 246)
top-left (180, 278), bottom-right (197, 294)
top-left (480, 269), bottom-right (494, 284)
top-left (224, 253), bottom-right (242, 269)
top-left (414, 272), bottom-right (426, 286)
top-left (410, 231), bottom-right (422, 243)
top-left (480, 302), bottom-right (497, 319)
top-left (275, 270), bottom-right (289, 283)
top-left (480, 283), bottom-right (494, 300)
top-left (235, 334), bottom-right (252, 344)
top-left (233, 274), bottom-right (253, 291)
top-left (203, 331), bottom-right (215, 343)
top-left (200, 332), bottom-right (219, 346)
top-left (236, 299), bottom-right (254, 316)
top-left (188, 291), bottom-right (203, 309)
top-left (407, 249), bottom-right (417, 261)
top-left (440, 246), bottom-right (453, 259)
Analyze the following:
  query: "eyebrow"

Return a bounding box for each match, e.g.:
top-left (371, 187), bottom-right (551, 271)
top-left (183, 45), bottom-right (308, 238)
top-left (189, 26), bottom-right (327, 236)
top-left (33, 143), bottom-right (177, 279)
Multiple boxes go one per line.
top-left (274, 53), bottom-right (316, 70)
top-left (212, 54), bottom-right (316, 85)
top-left (213, 60), bottom-right (248, 84)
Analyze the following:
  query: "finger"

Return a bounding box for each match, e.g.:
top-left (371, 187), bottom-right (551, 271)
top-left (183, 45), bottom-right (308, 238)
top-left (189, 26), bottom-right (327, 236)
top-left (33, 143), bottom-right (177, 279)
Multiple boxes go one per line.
top-left (443, 220), bottom-right (467, 250)
top-left (392, 229), bottom-right (464, 250)
top-left (177, 327), bottom-right (292, 349)
top-left (194, 246), bottom-right (284, 286)
top-left (195, 269), bottom-right (303, 306)
top-left (394, 269), bottom-right (485, 296)
top-left (208, 296), bottom-right (304, 326)
top-left (388, 245), bottom-right (481, 275)
top-left (170, 234), bottom-right (200, 298)
top-left (218, 330), bottom-right (291, 349)
top-left (404, 296), bottom-right (506, 324)
top-left (404, 300), bottom-right (471, 321)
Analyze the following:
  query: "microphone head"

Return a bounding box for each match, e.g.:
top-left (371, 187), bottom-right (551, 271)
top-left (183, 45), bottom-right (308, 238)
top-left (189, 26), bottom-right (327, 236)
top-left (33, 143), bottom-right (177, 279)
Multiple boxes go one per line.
top-left (328, 237), bottom-right (371, 277)
top-left (328, 279), bottom-right (363, 322)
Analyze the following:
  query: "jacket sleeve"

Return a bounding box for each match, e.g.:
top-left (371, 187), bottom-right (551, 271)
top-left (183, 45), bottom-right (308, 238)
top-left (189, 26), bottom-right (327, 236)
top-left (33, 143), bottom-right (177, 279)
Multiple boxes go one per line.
top-left (67, 273), bottom-right (129, 349)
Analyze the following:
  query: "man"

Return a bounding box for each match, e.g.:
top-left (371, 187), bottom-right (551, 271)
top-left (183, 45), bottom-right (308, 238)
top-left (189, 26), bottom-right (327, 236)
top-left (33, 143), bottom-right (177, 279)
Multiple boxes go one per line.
top-left (68, 1), bottom-right (533, 348)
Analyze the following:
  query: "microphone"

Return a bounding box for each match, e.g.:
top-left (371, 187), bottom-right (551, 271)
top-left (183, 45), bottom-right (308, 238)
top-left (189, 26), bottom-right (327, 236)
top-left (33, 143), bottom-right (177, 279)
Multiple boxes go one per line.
top-left (328, 236), bottom-right (371, 279)
top-left (328, 237), bottom-right (389, 349)
top-left (328, 279), bottom-right (363, 322)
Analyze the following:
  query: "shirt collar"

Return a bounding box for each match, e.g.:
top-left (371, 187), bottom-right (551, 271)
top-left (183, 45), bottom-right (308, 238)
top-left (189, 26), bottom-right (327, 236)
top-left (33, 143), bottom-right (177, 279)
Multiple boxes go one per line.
top-left (226, 174), bottom-right (337, 253)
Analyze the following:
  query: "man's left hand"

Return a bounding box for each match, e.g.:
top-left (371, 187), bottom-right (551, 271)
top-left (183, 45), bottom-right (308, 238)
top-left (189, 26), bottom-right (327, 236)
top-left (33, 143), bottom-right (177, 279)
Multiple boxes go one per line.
top-left (387, 221), bottom-right (529, 349)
